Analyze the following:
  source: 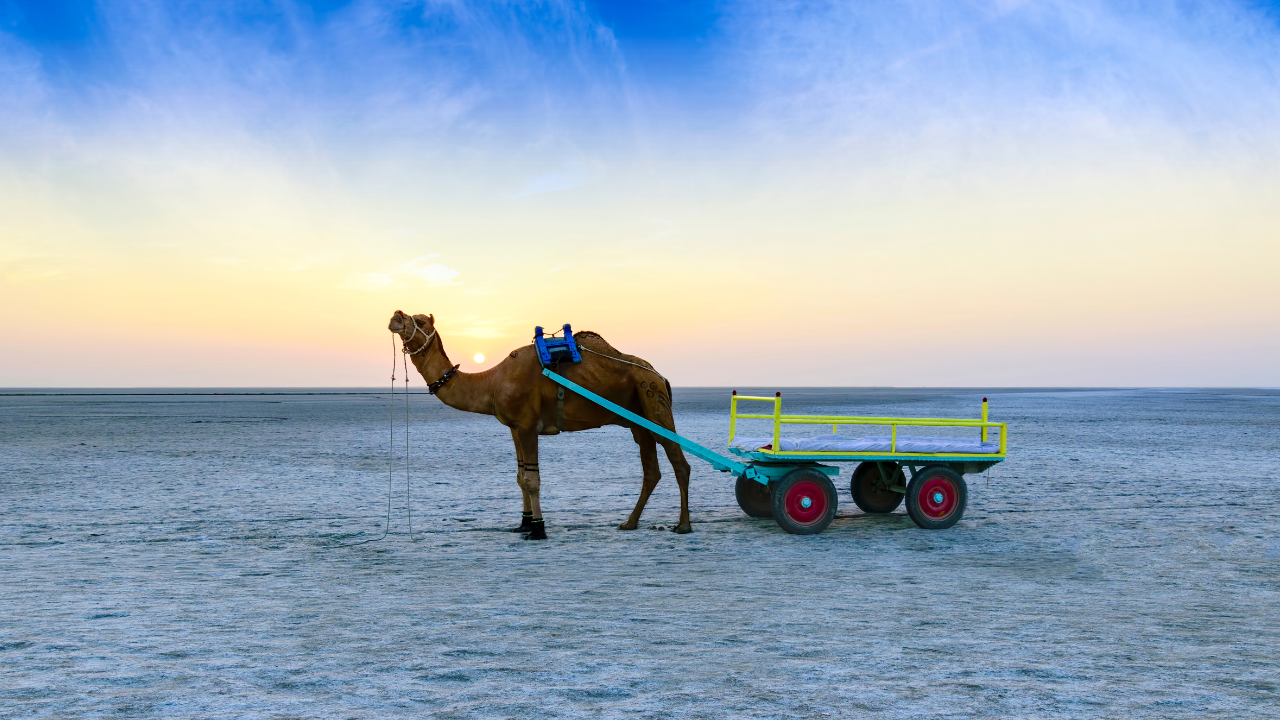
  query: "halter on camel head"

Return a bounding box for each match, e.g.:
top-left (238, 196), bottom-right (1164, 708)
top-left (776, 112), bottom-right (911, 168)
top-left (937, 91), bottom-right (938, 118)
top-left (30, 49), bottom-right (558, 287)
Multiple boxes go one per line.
top-left (388, 310), bottom-right (459, 394)
top-left (391, 310), bottom-right (438, 356)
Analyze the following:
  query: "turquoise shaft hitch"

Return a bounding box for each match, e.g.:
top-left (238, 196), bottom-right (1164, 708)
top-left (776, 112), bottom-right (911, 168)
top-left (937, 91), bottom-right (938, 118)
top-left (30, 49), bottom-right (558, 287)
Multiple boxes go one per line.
top-left (540, 368), bottom-right (763, 482)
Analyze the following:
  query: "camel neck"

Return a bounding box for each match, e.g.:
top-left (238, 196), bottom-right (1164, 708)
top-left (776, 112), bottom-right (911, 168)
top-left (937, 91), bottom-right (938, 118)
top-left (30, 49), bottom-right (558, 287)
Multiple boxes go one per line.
top-left (407, 334), bottom-right (491, 415)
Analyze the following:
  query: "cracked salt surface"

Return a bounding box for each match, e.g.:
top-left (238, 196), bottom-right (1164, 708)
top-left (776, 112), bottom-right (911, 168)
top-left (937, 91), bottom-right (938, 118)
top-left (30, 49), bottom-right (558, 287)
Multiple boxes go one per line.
top-left (2, 388), bottom-right (1279, 718)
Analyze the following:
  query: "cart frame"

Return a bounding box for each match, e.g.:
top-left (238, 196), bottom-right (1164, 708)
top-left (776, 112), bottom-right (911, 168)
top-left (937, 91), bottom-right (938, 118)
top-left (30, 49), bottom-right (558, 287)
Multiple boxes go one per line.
top-left (541, 369), bottom-right (1007, 533)
top-left (728, 393), bottom-right (1007, 476)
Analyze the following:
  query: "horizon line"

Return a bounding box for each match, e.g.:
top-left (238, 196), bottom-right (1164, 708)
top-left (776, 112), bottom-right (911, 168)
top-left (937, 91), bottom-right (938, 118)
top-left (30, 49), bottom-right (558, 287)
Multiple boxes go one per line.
top-left (3, 386), bottom-right (1278, 396)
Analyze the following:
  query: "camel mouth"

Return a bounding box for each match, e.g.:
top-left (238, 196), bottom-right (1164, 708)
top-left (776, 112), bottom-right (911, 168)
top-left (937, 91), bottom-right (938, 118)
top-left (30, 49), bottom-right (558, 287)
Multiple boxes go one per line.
top-left (388, 310), bottom-right (408, 334)
top-left (387, 310), bottom-right (435, 340)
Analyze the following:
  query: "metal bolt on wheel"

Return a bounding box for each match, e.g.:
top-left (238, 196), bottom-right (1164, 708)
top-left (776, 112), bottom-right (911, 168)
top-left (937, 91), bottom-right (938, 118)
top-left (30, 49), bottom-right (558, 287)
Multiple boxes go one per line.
top-left (771, 468), bottom-right (837, 535)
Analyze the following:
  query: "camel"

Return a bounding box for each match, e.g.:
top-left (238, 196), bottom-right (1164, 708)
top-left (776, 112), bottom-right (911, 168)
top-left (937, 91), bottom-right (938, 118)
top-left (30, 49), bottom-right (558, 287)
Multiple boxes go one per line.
top-left (387, 310), bottom-right (692, 540)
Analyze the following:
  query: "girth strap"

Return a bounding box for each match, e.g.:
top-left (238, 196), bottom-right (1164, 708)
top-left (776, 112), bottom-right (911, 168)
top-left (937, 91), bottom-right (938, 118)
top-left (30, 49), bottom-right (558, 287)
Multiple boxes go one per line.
top-left (556, 387), bottom-right (565, 431)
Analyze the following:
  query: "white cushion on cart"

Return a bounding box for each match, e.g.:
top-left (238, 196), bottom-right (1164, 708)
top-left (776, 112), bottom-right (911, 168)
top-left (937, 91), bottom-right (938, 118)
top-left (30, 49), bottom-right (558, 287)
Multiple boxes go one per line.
top-left (730, 435), bottom-right (1001, 454)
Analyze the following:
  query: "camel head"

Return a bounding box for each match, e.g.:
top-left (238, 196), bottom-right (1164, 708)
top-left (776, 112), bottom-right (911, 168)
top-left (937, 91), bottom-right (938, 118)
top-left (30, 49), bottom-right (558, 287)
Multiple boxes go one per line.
top-left (388, 310), bottom-right (434, 342)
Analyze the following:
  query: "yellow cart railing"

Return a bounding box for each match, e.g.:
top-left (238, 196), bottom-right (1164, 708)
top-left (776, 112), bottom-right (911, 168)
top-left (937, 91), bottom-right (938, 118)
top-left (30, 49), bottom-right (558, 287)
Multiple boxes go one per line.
top-left (729, 392), bottom-right (1007, 459)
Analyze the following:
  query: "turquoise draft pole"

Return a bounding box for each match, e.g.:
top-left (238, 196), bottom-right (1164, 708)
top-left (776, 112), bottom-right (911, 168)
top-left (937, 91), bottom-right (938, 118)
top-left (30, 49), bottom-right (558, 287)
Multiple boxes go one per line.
top-left (541, 369), bottom-right (763, 482)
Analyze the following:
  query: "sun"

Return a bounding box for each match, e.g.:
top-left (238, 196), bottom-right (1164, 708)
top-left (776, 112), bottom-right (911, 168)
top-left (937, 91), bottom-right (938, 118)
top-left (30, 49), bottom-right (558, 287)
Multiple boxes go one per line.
top-left (473, 353), bottom-right (485, 364)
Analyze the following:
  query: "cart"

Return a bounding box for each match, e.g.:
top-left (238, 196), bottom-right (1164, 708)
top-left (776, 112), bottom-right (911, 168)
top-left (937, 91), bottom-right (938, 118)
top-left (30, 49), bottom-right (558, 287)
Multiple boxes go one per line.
top-left (542, 369), bottom-right (1007, 535)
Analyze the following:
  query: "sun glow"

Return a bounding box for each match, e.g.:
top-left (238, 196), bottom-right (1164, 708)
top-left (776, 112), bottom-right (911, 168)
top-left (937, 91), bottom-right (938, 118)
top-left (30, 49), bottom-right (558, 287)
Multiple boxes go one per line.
top-left (474, 354), bottom-right (485, 364)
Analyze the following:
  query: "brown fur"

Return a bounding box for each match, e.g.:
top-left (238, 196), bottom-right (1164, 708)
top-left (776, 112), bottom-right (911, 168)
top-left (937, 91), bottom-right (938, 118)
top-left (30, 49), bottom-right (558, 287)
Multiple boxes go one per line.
top-left (388, 311), bottom-right (692, 534)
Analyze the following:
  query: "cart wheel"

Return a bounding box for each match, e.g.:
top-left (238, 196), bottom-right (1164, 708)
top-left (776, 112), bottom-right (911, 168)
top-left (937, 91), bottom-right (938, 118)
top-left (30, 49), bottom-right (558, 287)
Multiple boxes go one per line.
top-left (771, 468), bottom-right (837, 535)
top-left (734, 475), bottom-right (773, 518)
top-left (851, 462), bottom-right (905, 514)
top-left (906, 466), bottom-right (967, 530)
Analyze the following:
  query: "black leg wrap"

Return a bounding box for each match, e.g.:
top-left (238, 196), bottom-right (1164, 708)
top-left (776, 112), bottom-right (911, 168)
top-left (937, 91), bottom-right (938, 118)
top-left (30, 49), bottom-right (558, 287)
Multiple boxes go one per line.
top-left (510, 512), bottom-right (534, 532)
top-left (524, 519), bottom-right (547, 540)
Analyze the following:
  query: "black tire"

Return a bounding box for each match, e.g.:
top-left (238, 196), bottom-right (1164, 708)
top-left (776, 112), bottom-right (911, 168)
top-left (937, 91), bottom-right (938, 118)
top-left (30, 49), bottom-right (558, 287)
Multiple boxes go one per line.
top-left (905, 466), bottom-right (967, 530)
top-left (735, 475), bottom-right (774, 518)
top-left (771, 468), bottom-right (837, 535)
top-left (850, 462), bottom-right (905, 514)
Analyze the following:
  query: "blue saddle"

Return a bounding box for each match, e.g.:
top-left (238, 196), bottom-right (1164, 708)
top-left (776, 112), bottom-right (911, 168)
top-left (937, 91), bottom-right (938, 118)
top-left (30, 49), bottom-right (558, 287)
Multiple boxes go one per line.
top-left (534, 324), bottom-right (582, 367)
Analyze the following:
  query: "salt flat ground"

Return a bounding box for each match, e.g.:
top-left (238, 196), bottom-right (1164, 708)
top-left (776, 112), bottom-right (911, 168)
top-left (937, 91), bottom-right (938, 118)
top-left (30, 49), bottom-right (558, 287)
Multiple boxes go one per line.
top-left (2, 387), bottom-right (1278, 719)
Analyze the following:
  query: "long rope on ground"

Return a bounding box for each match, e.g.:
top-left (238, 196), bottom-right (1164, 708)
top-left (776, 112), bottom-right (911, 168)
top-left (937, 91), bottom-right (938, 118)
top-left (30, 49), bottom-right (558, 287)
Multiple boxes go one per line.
top-left (404, 347), bottom-right (414, 539)
top-left (333, 335), bottom-right (399, 547)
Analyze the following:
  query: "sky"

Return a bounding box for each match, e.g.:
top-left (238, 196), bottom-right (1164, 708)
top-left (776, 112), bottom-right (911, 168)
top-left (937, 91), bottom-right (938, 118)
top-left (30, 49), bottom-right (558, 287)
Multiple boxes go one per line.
top-left (1, 0), bottom-right (1278, 387)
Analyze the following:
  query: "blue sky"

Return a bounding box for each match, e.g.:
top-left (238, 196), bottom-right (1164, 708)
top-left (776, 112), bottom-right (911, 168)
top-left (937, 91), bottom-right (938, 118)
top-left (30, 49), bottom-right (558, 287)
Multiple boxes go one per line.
top-left (6, 1), bottom-right (1278, 156)
top-left (6, 0), bottom-right (1279, 225)
top-left (2, 1), bottom-right (1279, 385)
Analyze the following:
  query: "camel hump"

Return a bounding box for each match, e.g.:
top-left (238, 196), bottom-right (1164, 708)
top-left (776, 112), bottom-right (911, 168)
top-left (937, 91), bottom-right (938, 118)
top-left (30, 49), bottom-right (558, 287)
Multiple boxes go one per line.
top-left (573, 331), bottom-right (653, 369)
top-left (573, 330), bottom-right (667, 394)
top-left (572, 329), bottom-right (673, 402)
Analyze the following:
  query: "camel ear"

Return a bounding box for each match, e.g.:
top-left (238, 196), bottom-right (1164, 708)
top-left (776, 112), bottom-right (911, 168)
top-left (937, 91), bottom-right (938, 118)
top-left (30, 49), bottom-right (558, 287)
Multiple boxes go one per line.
top-left (428, 314), bottom-right (434, 323)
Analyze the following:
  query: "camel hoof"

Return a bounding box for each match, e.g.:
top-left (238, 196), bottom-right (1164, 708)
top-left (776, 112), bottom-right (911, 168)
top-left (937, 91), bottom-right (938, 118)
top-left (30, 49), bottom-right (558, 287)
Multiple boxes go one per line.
top-left (673, 523), bottom-right (692, 534)
top-left (618, 521), bottom-right (638, 531)
top-left (523, 521), bottom-right (547, 540)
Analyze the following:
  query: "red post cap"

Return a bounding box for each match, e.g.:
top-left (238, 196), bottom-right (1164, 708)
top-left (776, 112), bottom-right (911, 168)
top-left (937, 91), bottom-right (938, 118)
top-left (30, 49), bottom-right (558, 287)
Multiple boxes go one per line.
top-left (776, 391), bottom-right (781, 397)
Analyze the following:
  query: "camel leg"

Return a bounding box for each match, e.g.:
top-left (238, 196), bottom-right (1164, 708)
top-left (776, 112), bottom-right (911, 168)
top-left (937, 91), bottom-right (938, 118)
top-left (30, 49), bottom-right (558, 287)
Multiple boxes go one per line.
top-left (659, 439), bottom-right (693, 534)
top-left (509, 428), bottom-right (533, 532)
top-left (514, 428), bottom-right (547, 540)
top-left (636, 384), bottom-right (693, 534)
top-left (620, 427), bottom-right (662, 531)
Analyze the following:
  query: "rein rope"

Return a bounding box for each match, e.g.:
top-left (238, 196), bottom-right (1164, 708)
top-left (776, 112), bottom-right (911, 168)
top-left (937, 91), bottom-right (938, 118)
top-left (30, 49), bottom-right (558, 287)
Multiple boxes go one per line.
top-left (336, 330), bottom-right (418, 546)
top-left (403, 347), bottom-right (413, 538)
top-left (579, 345), bottom-right (670, 386)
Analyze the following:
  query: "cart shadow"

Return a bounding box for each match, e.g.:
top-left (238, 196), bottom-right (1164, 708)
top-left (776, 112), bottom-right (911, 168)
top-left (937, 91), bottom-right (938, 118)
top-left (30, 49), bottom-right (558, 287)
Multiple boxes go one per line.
top-left (713, 511), bottom-right (916, 534)
top-left (828, 512), bottom-right (914, 530)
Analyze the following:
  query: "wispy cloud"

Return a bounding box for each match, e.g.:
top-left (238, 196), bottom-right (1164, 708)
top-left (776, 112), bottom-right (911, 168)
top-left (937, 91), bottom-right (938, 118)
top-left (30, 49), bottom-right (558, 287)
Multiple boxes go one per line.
top-left (340, 255), bottom-right (461, 292)
top-left (39, 4), bottom-right (623, 132)
top-left (447, 315), bottom-right (517, 340)
top-left (725, 0), bottom-right (1280, 155)
top-left (513, 159), bottom-right (586, 198)
top-left (0, 0), bottom-right (639, 221)
top-left (0, 32), bottom-right (47, 125)
top-left (0, 248), bottom-right (71, 282)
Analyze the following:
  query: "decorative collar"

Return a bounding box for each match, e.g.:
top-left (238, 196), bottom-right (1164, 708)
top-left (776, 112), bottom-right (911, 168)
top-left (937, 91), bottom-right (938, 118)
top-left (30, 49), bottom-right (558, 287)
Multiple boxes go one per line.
top-left (428, 365), bottom-right (461, 395)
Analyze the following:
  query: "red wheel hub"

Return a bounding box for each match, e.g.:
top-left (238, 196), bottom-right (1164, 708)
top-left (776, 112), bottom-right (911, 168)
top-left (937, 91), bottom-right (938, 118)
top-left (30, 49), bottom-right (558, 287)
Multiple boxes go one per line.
top-left (783, 480), bottom-right (828, 526)
top-left (918, 476), bottom-right (958, 519)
